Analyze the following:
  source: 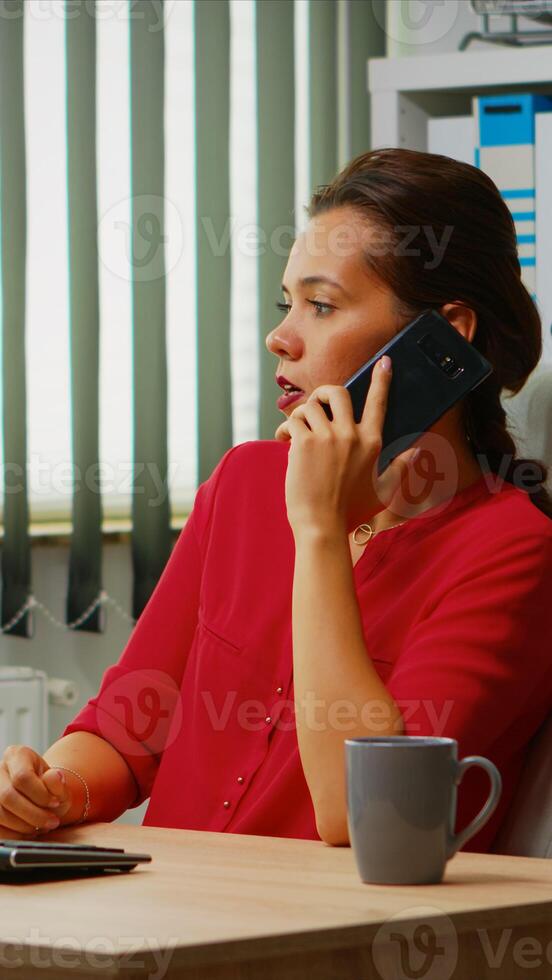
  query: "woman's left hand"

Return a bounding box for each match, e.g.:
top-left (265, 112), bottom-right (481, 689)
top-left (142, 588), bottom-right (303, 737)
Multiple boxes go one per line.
top-left (274, 356), bottom-right (419, 536)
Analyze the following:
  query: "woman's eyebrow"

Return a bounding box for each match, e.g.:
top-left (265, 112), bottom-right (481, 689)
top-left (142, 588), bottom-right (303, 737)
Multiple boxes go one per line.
top-left (281, 275), bottom-right (351, 298)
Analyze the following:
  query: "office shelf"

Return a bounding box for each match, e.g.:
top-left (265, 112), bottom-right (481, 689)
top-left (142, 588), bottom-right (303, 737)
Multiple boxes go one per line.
top-left (367, 44), bottom-right (552, 149)
top-left (366, 43), bottom-right (552, 404)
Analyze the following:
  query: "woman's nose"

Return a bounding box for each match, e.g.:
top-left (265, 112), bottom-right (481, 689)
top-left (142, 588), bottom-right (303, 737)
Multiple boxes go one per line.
top-left (265, 324), bottom-right (302, 358)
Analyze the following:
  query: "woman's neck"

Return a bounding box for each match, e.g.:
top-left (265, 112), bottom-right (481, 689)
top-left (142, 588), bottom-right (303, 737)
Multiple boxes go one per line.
top-left (370, 416), bottom-right (482, 534)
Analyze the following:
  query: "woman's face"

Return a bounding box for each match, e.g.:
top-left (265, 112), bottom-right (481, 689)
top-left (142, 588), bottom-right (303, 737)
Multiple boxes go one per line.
top-left (266, 206), bottom-right (408, 414)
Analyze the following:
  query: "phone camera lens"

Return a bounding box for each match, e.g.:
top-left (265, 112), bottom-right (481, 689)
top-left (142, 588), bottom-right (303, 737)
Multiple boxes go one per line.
top-left (441, 355), bottom-right (463, 378)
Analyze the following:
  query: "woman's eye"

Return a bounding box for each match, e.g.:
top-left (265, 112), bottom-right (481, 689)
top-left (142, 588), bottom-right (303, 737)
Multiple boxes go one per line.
top-left (308, 300), bottom-right (334, 317)
top-left (274, 300), bottom-right (334, 317)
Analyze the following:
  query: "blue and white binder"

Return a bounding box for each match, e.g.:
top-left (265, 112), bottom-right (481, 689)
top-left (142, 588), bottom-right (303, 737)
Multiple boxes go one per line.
top-left (473, 93), bottom-right (552, 304)
top-left (427, 116), bottom-right (474, 166)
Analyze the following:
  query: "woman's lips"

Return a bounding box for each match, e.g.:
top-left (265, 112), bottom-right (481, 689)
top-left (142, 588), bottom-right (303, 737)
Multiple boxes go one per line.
top-left (277, 389), bottom-right (304, 411)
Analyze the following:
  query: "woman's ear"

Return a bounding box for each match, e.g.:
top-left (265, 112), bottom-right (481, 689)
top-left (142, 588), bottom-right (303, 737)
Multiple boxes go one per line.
top-left (439, 302), bottom-right (477, 344)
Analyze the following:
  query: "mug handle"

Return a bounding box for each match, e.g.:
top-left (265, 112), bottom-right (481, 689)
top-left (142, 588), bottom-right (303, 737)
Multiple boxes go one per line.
top-left (446, 755), bottom-right (502, 859)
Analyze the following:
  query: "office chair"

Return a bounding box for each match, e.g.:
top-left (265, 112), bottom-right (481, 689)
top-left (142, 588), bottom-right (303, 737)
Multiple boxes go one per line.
top-left (491, 712), bottom-right (552, 857)
top-left (491, 365), bottom-right (552, 857)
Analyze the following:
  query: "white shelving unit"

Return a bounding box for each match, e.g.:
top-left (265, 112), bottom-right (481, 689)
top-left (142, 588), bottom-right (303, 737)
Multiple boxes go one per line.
top-left (367, 45), bottom-right (552, 149)
top-left (366, 44), bottom-right (552, 474)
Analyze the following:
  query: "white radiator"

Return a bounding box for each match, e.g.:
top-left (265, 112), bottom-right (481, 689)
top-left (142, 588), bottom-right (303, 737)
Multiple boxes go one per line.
top-left (0, 667), bottom-right (49, 755)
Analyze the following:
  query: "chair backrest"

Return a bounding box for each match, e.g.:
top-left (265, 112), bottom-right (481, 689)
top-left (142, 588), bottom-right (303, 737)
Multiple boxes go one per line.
top-left (493, 368), bottom-right (552, 856)
top-left (491, 712), bottom-right (552, 857)
top-left (502, 364), bottom-right (552, 488)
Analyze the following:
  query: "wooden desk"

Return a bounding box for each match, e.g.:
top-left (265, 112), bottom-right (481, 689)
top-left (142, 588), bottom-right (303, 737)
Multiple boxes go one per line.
top-left (1, 822), bottom-right (551, 979)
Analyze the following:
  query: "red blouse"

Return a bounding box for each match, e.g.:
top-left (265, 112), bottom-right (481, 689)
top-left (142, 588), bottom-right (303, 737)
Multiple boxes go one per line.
top-left (62, 440), bottom-right (552, 852)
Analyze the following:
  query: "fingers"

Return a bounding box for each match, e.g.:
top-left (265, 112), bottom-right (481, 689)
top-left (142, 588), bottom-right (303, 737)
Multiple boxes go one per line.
top-left (275, 421), bottom-right (291, 441)
top-left (384, 444), bottom-right (421, 490)
top-left (276, 416), bottom-right (308, 443)
top-left (3, 748), bottom-right (60, 809)
top-left (360, 355), bottom-right (392, 438)
top-left (42, 767), bottom-right (66, 800)
top-left (0, 824), bottom-right (31, 841)
top-left (0, 749), bottom-right (64, 835)
top-left (0, 804), bottom-right (45, 835)
top-left (400, 445), bottom-right (421, 467)
top-left (275, 385), bottom-right (355, 441)
top-left (275, 411), bottom-right (312, 442)
top-left (275, 406), bottom-right (322, 442)
top-left (283, 399), bottom-right (334, 436)
top-left (306, 385), bottom-right (355, 433)
top-left (0, 788), bottom-right (60, 835)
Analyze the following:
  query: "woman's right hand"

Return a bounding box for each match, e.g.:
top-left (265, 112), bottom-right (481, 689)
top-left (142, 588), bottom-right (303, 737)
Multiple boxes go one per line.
top-left (0, 744), bottom-right (74, 838)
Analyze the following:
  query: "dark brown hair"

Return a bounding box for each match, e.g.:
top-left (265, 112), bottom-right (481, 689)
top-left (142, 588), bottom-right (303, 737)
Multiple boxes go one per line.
top-left (307, 147), bottom-right (551, 518)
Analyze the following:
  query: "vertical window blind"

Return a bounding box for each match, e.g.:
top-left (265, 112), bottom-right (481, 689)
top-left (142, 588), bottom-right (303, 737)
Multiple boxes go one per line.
top-left (0, 0), bottom-right (385, 637)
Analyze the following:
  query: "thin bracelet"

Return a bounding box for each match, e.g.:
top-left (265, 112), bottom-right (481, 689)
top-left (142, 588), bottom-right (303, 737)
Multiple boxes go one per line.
top-left (54, 766), bottom-right (90, 823)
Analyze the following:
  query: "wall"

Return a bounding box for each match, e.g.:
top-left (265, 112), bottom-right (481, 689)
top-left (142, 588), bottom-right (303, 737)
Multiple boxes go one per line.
top-left (0, 539), bottom-right (149, 827)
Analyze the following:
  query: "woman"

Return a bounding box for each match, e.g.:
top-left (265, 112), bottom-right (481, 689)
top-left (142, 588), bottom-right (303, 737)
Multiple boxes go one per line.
top-left (1, 148), bottom-right (551, 851)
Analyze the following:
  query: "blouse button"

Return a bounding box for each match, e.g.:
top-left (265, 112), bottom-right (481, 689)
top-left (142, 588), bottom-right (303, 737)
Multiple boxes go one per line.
top-left (276, 687), bottom-right (283, 695)
top-left (223, 800), bottom-right (231, 808)
top-left (237, 776), bottom-right (245, 785)
top-left (265, 716), bottom-right (272, 724)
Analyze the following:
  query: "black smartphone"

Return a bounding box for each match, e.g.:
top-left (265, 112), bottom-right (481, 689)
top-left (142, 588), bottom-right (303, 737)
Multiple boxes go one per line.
top-left (322, 308), bottom-right (492, 474)
top-left (0, 839), bottom-right (152, 878)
